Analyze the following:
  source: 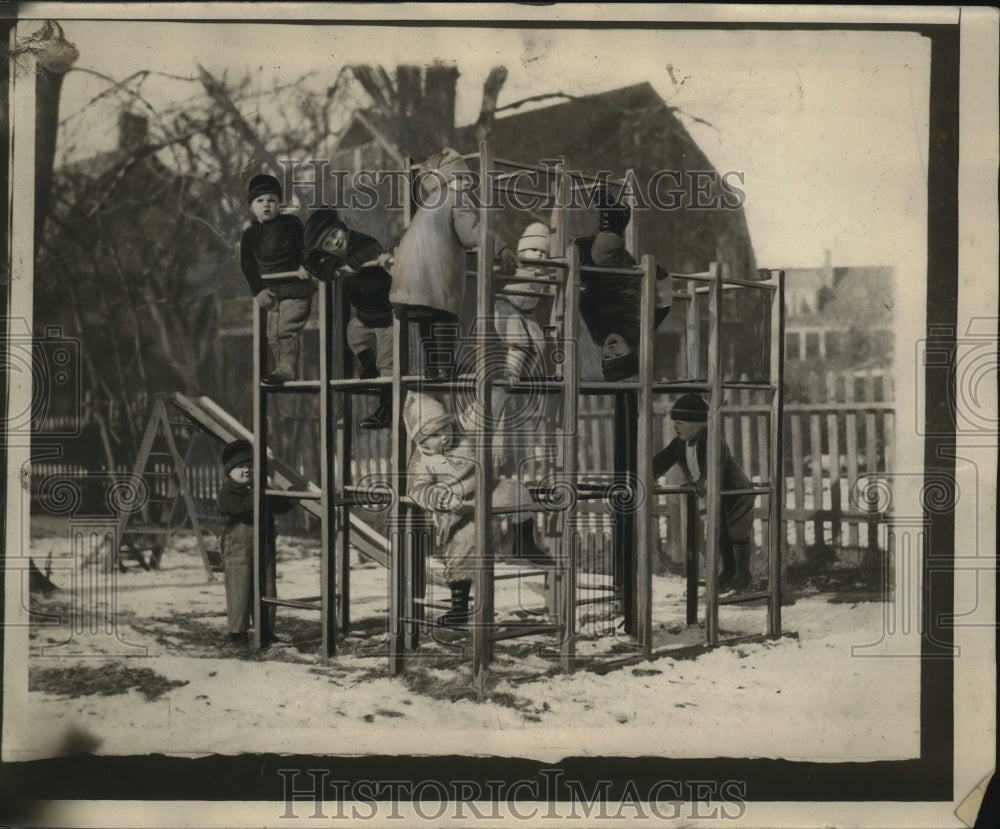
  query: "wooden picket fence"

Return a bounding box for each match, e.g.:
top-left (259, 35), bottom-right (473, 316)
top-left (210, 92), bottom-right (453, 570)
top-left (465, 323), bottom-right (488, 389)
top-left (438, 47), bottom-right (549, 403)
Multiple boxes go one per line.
top-left (32, 368), bottom-right (893, 565)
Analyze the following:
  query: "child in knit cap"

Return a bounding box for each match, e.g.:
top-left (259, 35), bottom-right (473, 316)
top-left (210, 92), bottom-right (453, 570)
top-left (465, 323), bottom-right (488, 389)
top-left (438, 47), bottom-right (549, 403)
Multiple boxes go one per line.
top-left (238, 174), bottom-right (314, 385)
top-left (652, 394), bottom-right (756, 592)
top-left (494, 221), bottom-right (551, 388)
top-left (389, 148), bottom-right (519, 380)
top-left (303, 208), bottom-right (395, 429)
top-left (216, 439), bottom-right (293, 645)
top-left (404, 392), bottom-right (554, 627)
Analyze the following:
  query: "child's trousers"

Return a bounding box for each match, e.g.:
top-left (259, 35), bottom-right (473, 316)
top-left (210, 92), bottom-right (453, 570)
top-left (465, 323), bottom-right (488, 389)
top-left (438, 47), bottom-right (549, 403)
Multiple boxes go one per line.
top-left (266, 296), bottom-right (312, 378)
top-left (220, 523), bottom-right (277, 635)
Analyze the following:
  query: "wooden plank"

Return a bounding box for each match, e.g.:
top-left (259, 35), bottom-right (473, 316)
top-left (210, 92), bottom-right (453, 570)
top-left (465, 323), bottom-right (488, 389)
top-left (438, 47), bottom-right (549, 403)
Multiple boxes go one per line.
top-left (789, 414), bottom-right (806, 555)
top-left (810, 404), bottom-right (824, 547)
top-left (864, 370), bottom-right (880, 557)
top-left (843, 370), bottom-right (860, 548)
top-left (826, 371), bottom-right (843, 549)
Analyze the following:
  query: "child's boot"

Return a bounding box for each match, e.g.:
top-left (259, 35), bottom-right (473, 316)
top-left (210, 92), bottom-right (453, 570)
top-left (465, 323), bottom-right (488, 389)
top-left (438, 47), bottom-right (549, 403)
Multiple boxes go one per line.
top-left (357, 348), bottom-right (379, 380)
top-left (360, 387), bottom-right (392, 430)
top-left (438, 580), bottom-right (472, 627)
top-left (511, 517), bottom-right (558, 567)
top-left (732, 544), bottom-right (753, 592)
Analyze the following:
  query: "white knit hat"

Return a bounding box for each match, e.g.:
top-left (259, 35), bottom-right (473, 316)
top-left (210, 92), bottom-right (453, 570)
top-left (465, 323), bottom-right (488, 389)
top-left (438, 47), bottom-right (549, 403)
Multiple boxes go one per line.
top-left (517, 222), bottom-right (550, 260)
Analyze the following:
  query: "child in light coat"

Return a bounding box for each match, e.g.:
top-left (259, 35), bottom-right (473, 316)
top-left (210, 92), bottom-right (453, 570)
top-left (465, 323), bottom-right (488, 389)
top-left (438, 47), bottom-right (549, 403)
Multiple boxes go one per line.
top-left (404, 392), bottom-right (553, 626)
top-left (389, 148), bottom-right (519, 379)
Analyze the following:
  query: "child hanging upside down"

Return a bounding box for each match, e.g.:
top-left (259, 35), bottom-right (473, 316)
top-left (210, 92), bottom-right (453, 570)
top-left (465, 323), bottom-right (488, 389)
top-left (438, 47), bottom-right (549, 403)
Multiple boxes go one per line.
top-left (574, 185), bottom-right (672, 381)
top-left (404, 392), bottom-right (555, 627)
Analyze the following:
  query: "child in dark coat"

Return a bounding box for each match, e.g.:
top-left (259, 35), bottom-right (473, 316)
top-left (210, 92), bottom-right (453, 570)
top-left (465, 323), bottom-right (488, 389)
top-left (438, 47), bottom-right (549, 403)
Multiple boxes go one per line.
top-left (652, 394), bottom-right (756, 591)
top-left (574, 186), bottom-right (671, 381)
top-left (303, 209), bottom-right (395, 429)
top-left (216, 439), bottom-right (293, 645)
top-left (238, 174), bottom-right (314, 385)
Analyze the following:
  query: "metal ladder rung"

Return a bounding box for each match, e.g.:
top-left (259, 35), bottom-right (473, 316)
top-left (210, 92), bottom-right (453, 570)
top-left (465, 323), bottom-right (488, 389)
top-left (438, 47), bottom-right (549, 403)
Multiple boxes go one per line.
top-left (260, 597), bottom-right (322, 611)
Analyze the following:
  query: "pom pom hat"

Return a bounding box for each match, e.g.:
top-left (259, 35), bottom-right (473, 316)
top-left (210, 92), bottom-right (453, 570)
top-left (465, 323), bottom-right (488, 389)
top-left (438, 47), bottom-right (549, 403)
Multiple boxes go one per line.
top-left (247, 174), bottom-right (283, 204)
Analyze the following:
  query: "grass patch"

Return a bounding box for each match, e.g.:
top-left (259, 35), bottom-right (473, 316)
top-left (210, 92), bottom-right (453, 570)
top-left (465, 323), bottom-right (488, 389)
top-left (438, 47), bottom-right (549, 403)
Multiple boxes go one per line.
top-left (30, 662), bottom-right (188, 701)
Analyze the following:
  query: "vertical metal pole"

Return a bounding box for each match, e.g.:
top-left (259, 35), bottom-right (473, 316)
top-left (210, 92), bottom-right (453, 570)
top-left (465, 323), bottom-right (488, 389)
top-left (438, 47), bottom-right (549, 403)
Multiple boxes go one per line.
top-left (318, 280), bottom-right (337, 656)
top-left (684, 280), bottom-right (700, 624)
top-left (388, 306), bottom-right (407, 675)
top-left (704, 263), bottom-right (723, 647)
top-left (768, 272), bottom-right (786, 637)
top-left (636, 255), bottom-right (656, 659)
top-left (252, 303), bottom-right (271, 648)
top-left (472, 141), bottom-right (496, 688)
top-left (333, 277), bottom-right (351, 635)
top-left (559, 241), bottom-right (581, 672)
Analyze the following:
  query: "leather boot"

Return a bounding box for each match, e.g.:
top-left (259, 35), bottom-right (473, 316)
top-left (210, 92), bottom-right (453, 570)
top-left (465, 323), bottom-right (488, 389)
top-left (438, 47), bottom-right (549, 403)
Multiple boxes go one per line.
top-left (437, 581), bottom-right (472, 627)
top-left (356, 348), bottom-right (379, 380)
top-left (360, 387), bottom-right (392, 430)
top-left (511, 518), bottom-right (558, 567)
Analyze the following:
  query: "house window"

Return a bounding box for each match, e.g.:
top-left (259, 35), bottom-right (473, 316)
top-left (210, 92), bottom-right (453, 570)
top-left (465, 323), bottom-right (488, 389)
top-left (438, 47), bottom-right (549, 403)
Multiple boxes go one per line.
top-left (826, 330), bottom-right (841, 359)
top-left (785, 332), bottom-right (801, 360)
top-left (805, 332), bottom-right (821, 359)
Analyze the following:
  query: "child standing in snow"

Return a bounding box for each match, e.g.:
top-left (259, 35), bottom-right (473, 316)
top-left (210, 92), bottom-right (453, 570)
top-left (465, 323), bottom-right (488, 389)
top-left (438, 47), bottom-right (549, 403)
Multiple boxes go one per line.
top-left (238, 174), bottom-right (314, 385)
top-left (652, 394), bottom-right (756, 592)
top-left (216, 439), bottom-right (293, 645)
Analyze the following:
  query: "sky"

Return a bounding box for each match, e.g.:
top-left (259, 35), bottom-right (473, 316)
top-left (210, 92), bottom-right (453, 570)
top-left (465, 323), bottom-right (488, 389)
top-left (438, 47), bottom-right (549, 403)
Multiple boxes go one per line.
top-left (34, 11), bottom-right (931, 273)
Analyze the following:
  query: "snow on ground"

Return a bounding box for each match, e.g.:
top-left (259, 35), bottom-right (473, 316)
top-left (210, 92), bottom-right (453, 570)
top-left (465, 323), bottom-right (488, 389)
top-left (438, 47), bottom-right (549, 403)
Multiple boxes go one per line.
top-left (19, 518), bottom-right (920, 763)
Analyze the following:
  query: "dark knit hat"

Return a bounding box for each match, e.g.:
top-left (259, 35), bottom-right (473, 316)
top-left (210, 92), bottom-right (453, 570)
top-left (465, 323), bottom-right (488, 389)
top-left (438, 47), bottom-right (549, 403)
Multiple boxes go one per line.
top-left (247, 174), bottom-right (282, 204)
top-left (303, 208), bottom-right (347, 251)
top-left (671, 394), bottom-right (709, 423)
top-left (222, 439), bottom-right (253, 472)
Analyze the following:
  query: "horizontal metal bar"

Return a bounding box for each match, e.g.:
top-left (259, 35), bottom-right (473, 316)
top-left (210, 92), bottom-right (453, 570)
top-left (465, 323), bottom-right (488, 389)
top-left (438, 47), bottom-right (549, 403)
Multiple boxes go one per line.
top-left (260, 597), bottom-right (321, 610)
top-left (495, 272), bottom-right (562, 284)
top-left (264, 489), bottom-right (321, 500)
top-left (260, 381), bottom-right (322, 393)
top-left (579, 381), bottom-right (641, 393)
top-left (328, 377), bottom-right (391, 388)
top-left (579, 264), bottom-right (644, 277)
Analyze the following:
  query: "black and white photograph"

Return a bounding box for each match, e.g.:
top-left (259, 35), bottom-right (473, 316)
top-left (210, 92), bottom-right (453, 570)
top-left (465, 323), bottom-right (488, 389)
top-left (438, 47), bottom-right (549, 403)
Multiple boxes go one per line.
top-left (1, 4), bottom-right (997, 827)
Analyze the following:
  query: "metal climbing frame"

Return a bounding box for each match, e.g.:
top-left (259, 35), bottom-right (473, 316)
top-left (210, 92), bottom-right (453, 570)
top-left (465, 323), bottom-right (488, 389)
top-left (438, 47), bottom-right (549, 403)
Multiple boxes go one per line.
top-left (652, 265), bottom-right (786, 647)
top-left (381, 141), bottom-right (661, 682)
